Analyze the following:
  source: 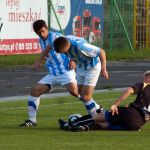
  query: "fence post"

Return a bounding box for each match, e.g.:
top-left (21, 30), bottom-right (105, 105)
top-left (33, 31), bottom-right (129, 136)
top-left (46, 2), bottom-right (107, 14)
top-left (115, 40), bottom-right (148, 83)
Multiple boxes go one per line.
top-left (113, 0), bottom-right (134, 53)
top-left (0, 18), bottom-right (3, 41)
top-left (109, 0), bottom-right (114, 50)
top-left (48, 0), bottom-right (65, 35)
top-left (47, 0), bottom-right (51, 30)
top-left (146, 0), bottom-right (150, 49)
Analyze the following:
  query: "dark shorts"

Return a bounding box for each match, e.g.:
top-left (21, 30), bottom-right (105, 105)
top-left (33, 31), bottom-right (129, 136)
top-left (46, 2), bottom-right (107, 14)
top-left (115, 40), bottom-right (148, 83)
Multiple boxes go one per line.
top-left (105, 106), bottom-right (145, 131)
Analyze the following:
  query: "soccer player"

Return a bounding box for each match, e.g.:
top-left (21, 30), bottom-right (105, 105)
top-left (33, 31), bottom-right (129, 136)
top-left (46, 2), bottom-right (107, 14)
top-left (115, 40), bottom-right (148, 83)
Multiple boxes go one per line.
top-left (20, 20), bottom-right (79, 127)
top-left (59, 71), bottom-right (150, 131)
top-left (53, 35), bottom-right (109, 115)
top-left (20, 20), bottom-right (101, 127)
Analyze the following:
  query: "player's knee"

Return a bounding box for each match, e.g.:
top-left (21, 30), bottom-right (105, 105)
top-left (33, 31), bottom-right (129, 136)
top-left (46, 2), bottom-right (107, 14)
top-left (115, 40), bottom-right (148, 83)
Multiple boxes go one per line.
top-left (30, 86), bottom-right (41, 97)
top-left (31, 84), bottom-right (50, 97)
top-left (31, 85), bottom-right (46, 97)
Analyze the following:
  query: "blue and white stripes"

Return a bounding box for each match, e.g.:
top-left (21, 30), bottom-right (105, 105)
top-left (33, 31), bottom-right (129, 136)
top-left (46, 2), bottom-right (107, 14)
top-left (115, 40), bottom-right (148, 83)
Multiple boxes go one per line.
top-left (66, 35), bottom-right (100, 70)
top-left (39, 32), bottom-right (70, 76)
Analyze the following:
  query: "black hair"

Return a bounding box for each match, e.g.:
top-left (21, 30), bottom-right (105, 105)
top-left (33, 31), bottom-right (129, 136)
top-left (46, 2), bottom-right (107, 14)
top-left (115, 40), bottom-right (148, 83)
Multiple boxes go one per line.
top-left (54, 37), bottom-right (70, 53)
top-left (33, 19), bottom-right (47, 33)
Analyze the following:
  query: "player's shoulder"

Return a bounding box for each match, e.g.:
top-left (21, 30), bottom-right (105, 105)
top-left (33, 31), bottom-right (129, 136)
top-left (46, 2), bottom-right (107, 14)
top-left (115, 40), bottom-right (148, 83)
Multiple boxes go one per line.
top-left (66, 35), bottom-right (87, 42)
top-left (66, 35), bottom-right (76, 39)
top-left (132, 82), bottom-right (144, 93)
top-left (39, 37), bottom-right (45, 45)
top-left (48, 31), bottom-right (63, 38)
top-left (48, 31), bottom-right (64, 45)
top-left (77, 42), bottom-right (100, 57)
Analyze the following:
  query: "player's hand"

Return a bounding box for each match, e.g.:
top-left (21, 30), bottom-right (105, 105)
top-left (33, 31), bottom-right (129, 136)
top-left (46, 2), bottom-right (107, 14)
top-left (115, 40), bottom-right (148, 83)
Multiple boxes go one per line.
top-left (32, 60), bottom-right (42, 71)
top-left (69, 59), bottom-right (76, 69)
top-left (101, 69), bottom-right (109, 80)
top-left (111, 104), bottom-right (118, 116)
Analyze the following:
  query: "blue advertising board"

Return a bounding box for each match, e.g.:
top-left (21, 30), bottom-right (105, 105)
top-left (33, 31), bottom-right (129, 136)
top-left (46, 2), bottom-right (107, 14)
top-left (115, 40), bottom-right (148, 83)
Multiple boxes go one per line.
top-left (50, 0), bottom-right (104, 43)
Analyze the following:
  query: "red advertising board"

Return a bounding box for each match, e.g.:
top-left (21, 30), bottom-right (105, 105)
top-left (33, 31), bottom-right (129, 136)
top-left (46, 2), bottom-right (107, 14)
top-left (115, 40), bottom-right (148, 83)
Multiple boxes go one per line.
top-left (0, 39), bottom-right (41, 55)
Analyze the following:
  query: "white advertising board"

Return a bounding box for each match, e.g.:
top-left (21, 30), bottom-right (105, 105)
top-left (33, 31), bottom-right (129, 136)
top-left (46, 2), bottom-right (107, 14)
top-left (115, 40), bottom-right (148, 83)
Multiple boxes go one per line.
top-left (0, 0), bottom-right (48, 55)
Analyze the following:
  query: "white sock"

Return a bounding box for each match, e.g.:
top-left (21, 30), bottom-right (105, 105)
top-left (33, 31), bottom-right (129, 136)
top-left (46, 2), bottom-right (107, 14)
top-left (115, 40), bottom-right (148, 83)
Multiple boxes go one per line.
top-left (28, 96), bottom-right (40, 123)
top-left (93, 99), bottom-right (100, 110)
top-left (84, 98), bottom-right (99, 115)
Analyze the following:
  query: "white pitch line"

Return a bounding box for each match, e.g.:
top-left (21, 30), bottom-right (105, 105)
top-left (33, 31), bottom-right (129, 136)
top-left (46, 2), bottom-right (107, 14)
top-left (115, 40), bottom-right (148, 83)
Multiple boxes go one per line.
top-left (0, 98), bottom-right (115, 111)
top-left (0, 88), bottom-right (126, 102)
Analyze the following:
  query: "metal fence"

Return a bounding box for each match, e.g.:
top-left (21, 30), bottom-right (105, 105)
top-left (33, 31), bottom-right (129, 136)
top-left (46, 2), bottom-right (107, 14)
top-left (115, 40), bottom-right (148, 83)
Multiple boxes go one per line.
top-left (47, 0), bottom-right (150, 52)
top-left (103, 0), bottom-right (150, 51)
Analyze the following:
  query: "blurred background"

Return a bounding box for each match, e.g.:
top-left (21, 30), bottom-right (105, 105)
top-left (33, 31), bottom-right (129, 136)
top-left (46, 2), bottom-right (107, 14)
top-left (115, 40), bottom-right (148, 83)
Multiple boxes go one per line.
top-left (1, 0), bottom-right (150, 56)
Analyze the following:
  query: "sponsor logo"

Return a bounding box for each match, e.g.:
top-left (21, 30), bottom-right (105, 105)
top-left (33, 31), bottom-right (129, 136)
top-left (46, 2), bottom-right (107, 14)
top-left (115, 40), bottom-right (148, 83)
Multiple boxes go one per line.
top-left (56, 5), bottom-right (65, 15)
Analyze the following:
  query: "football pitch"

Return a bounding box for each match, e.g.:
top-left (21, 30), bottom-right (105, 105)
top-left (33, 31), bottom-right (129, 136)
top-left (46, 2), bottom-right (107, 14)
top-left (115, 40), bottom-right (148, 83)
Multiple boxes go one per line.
top-left (0, 92), bottom-right (149, 150)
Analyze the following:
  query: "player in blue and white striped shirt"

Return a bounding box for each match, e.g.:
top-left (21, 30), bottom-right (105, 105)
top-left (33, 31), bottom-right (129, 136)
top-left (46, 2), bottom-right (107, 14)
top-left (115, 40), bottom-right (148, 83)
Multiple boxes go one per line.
top-left (20, 20), bottom-right (79, 127)
top-left (39, 31), bottom-right (70, 76)
top-left (54, 35), bottom-right (109, 116)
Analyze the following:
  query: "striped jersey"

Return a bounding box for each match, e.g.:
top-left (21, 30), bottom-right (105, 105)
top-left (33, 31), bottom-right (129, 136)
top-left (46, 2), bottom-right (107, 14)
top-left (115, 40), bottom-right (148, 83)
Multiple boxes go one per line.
top-left (39, 32), bottom-right (70, 76)
top-left (66, 35), bottom-right (100, 70)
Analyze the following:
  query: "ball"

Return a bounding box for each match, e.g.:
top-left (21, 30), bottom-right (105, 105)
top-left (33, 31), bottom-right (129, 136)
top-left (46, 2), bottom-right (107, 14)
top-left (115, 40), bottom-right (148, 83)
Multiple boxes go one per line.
top-left (68, 114), bottom-right (82, 123)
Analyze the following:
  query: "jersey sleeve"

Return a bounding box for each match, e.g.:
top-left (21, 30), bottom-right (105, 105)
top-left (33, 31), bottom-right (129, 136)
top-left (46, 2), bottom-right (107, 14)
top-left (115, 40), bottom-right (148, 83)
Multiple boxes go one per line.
top-left (132, 82), bottom-right (143, 94)
top-left (77, 42), bottom-right (100, 57)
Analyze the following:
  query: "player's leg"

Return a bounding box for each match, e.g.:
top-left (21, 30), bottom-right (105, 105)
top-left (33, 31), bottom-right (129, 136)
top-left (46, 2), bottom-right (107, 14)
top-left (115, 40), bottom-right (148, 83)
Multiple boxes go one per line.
top-left (58, 112), bottom-right (108, 131)
top-left (65, 82), bottom-right (79, 97)
top-left (59, 69), bottom-right (79, 97)
top-left (30, 83), bottom-right (50, 97)
top-left (76, 64), bottom-right (103, 115)
top-left (27, 83), bottom-right (50, 123)
top-left (20, 74), bottom-right (52, 126)
top-left (58, 114), bottom-right (94, 131)
top-left (78, 85), bottom-right (102, 114)
top-left (80, 85), bottom-right (102, 115)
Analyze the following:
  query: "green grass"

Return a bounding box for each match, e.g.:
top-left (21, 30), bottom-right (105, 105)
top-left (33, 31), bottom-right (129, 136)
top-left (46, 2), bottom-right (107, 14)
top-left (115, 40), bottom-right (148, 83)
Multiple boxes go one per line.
top-left (0, 49), bottom-right (150, 67)
top-left (0, 92), bottom-right (150, 150)
top-left (0, 54), bottom-right (40, 67)
top-left (106, 49), bottom-right (150, 61)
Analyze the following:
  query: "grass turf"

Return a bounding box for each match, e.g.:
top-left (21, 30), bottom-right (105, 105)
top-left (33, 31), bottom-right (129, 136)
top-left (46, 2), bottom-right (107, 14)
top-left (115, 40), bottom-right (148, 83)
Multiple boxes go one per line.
top-left (0, 92), bottom-right (150, 150)
top-left (1, 49), bottom-right (150, 67)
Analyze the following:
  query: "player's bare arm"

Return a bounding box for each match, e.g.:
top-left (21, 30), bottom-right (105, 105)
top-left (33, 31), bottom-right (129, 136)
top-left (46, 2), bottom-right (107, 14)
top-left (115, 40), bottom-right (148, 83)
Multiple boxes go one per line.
top-left (111, 87), bottom-right (134, 115)
top-left (68, 59), bottom-right (76, 69)
top-left (33, 44), bottom-right (52, 71)
top-left (99, 48), bottom-right (109, 80)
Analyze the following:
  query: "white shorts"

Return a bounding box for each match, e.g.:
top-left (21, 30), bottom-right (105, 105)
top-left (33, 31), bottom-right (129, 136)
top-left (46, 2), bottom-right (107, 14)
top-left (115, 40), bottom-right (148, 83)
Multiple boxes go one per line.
top-left (76, 62), bottom-right (101, 86)
top-left (38, 69), bottom-right (76, 86)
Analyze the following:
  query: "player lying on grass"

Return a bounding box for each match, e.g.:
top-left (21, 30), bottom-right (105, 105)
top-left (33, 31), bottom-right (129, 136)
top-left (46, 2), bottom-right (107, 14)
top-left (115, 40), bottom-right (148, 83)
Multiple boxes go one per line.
top-left (54, 36), bottom-right (108, 116)
top-left (59, 71), bottom-right (150, 131)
